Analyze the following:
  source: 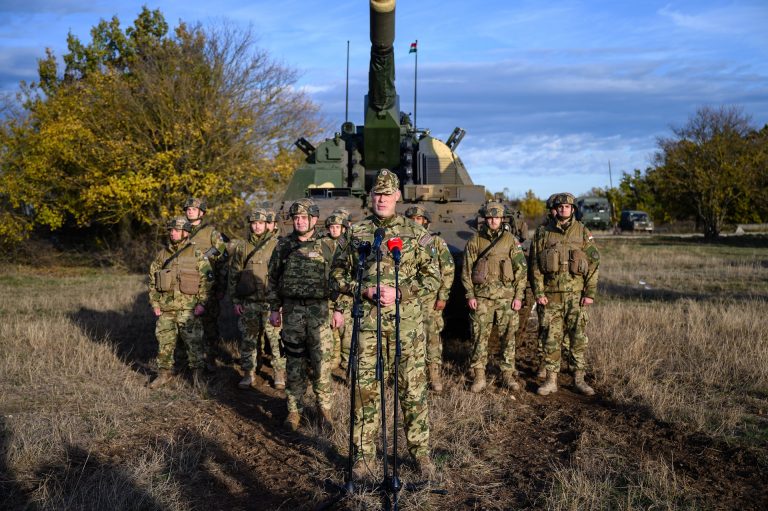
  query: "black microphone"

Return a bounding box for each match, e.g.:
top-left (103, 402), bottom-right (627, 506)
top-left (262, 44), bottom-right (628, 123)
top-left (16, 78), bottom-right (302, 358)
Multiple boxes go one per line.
top-left (356, 240), bottom-right (371, 257)
top-left (371, 227), bottom-right (385, 252)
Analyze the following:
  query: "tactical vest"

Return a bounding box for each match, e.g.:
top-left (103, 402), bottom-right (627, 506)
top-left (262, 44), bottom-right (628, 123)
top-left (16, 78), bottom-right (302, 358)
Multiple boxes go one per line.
top-left (155, 245), bottom-right (201, 296)
top-left (538, 221), bottom-right (589, 277)
top-left (278, 236), bottom-right (333, 300)
top-left (189, 224), bottom-right (214, 252)
top-left (235, 235), bottom-right (276, 299)
top-left (471, 231), bottom-right (517, 285)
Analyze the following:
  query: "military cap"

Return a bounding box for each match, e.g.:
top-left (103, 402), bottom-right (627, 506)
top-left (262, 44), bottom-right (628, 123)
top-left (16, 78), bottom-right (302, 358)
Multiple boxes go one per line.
top-left (480, 201), bottom-right (505, 219)
top-left (264, 209), bottom-right (277, 222)
top-left (371, 169), bottom-right (399, 194)
top-left (247, 209), bottom-right (268, 223)
top-left (183, 197), bottom-right (207, 212)
top-left (288, 198), bottom-right (320, 217)
top-left (166, 216), bottom-right (193, 232)
top-left (404, 205), bottom-right (431, 223)
top-left (331, 207), bottom-right (351, 222)
top-left (551, 192), bottom-right (577, 208)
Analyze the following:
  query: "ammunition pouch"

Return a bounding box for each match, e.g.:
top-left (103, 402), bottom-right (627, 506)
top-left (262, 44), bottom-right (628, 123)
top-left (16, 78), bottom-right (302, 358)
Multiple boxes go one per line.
top-left (178, 268), bottom-right (200, 295)
top-left (499, 258), bottom-right (513, 284)
top-left (569, 249), bottom-right (589, 276)
top-left (235, 271), bottom-right (262, 298)
top-left (471, 257), bottom-right (489, 285)
top-left (155, 269), bottom-right (174, 292)
top-left (540, 248), bottom-right (560, 274)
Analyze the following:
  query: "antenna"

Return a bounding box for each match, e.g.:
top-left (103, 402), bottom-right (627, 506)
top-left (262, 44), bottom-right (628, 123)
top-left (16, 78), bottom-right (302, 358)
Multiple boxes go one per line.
top-left (345, 40), bottom-right (350, 123)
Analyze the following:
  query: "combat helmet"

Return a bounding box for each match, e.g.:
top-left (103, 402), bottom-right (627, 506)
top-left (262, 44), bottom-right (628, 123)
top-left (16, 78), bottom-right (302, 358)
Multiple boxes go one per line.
top-left (288, 198), bottom-right (320, 218)
top-left (545, 194), bottom-right (558, 210)
top-left (404, 205), bottom-right (431, 223)
top-left (247, 209), bottom-right (268, 223)
top-left (479, 201), bottom-right (505, 218)
top-left (166, 216), bottom-right (193, 232)
top-left (183, 197), bottom-right (207, 212)
top-left (551, 193), bottom-right (577, 208)
top-left (325, 213), bottom-right (347, 228)
top-left (264, 209), bottom-right (277, 223)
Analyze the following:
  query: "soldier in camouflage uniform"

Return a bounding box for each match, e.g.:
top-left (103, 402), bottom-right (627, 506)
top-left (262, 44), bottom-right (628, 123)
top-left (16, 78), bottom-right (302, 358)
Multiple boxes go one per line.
top-left (229, 209), bottom-right (286, 390)
top-left (268, 199), bottom-right (340, 431)
top-left (265, 208), bottom-right (282, 237)
top-left (462, 202), bottom-right (527, 393)
top-left (404, 205), bottom-right (455, 393)
top-left (183, 198), bottom-right (229, 370)
top-left (324, 212), bottom-right (353, 373)
top-left (330, 169), bottom-right (441, 478)
top-left (531, 192), bottom-right (599, 396)
top-left (148, 217), bottom-right (214, 389)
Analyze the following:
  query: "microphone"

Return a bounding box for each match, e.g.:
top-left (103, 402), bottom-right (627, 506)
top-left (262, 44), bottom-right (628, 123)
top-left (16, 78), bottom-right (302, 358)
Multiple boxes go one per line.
top-left (356, 240), bottom-right (371, 257)
top-left (387, 237), bottom-right (403, 264)
top-left (371, 227), bottom-right (385, 252)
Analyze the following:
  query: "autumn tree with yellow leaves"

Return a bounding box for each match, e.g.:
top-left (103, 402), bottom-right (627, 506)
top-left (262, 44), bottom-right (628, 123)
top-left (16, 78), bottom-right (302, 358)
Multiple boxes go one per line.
top-left (0, 7), bottom-right (320, 247)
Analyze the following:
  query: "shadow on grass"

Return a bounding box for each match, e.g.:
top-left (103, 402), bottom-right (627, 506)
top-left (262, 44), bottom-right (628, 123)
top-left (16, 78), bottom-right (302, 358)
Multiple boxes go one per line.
top-left (0, 417), bottom-right (31, 510)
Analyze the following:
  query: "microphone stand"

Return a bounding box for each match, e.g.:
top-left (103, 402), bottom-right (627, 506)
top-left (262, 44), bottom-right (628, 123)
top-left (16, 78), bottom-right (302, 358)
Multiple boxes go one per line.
top-left (390, 244), bottom-right (403, 507)
top-left (374, 237), bottom-right (391, 501)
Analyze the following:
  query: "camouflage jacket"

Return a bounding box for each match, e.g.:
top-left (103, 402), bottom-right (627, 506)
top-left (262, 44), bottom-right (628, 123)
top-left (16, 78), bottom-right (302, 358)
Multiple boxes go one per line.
top-left (325, 233), bottom-right (353, 312)
top-left (427, 232), bottom-right (455, 302)
top-left (330, 214), bottom-right (440, 329)
top-left (462, 225), bottom-right (527, 301)
top-left (188, 223), bottom-right (228, 292)
top-left (530, 217), bottom-right (600, 299)
top-left (148, 240), bottom-right (213, 311)
top-left (267, 229), bottom-right (337, 310)
top-left (228, 231), bottom-right (278, 304)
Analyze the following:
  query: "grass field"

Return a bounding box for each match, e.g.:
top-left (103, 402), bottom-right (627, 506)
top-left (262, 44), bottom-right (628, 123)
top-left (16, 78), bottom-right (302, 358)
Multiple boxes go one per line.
top-left (1, 235), bottom-right (767, 509)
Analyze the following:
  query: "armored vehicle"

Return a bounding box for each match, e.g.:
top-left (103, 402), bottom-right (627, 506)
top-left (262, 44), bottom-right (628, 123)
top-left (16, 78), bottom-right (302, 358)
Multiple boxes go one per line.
top-left (276, 0), bottom-right (485, 257)
top-left (575, 196), bottom-right (612, 230)
top-left (620, 210), bottom-right (654, 233)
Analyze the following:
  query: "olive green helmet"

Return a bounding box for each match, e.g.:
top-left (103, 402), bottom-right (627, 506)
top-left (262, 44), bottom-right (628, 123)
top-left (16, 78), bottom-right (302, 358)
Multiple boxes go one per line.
top-left (264, 209), bottom-right (277, 223)
top-left (183, 197), bottom-right (207, 212)
top-left (325, 213), bottom-right (348, 228)
top-left (404, 205), bottom-right (431, 223)
top-left (247, 209), bottom-right (268, 223)
top-left (480, 201), bottom-right (505, 219)
top-left (545, 194), bottom-right (558, 210)
top-left (166, 216), bottom-right (193, 232)
top-left (288, 198), bottom-right (319, 218)
top-left (551, 193), bottom-right (577, 208)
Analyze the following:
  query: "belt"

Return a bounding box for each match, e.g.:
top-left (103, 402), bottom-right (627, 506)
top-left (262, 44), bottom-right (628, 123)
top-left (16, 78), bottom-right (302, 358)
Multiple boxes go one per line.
top-left (283, 297), bottom-right (326, 306)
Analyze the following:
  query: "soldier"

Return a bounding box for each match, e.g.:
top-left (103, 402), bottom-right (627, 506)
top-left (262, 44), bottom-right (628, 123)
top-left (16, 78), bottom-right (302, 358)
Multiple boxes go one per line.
top-left (267, 199), bottom-right (340, 431)
top-left (265, 208), bottom-right (281, 237)
top-left (533, 194), bottom-right (559, 379)
top-left (462, 202), bottom-right (527, 393)
top-left (148, 217), bottom-right (213, 389)
top-left (404, 205), bottom-right (455, 392)
top-left (530, 192), bottom-right (599, 396)
top-left (330, 169), bottom-right (441, 478)
top-left (183, 197), bottom-right (228, 370)
top-left (229, 209), bottom-right (286, 390)
top-left (324, 212), bottom-right (353, 373)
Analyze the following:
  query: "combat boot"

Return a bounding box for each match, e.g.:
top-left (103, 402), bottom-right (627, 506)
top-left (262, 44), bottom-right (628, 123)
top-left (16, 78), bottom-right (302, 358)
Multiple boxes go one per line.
top-left (352, 455), bottom-right (372, 480)
top-left (428, 364), bottom-right (443, 393)
top-left (470, 368), bottom-right (486, 393)
top-left (414, 454), bottom-right (436, 480)
top-left (501, 370), bottom-right (521, 391)
top-left (149, 369), bottom-right (172, 390)
top-left (536, 365), bottom-right (547, 379)
top-left (238, 370), bottom-right (255, 390)
top-left (537, 370), bottom-right (558, 396)
top-left (574, 370), bottom-right (595, 396)
top-left (284, 411), bottom-right (301, 432)
top-left (273, 369), bottom-right (286, 390)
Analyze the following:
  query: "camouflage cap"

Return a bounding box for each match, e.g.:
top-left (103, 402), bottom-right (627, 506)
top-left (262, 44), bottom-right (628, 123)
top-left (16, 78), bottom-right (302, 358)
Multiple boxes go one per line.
top-left (480, 201), bottom-right (505, 219)
top-left (404, 205), bottom-right (431, 223)
top-left (551, 192), bottom-right (577, 207)
top-left (166, 216), bottom-right (193, 232)
top-left (288, 198), bottom-right (320, 217)
top-left (247, 208), bottom-right (268, 223)
top-left (331, 207), bottom-right (351, 222)
top-left (183, 197), bottom-right (207, 212)
top-left (264, 209), bottom-right (277, 222)
top-left (371, 169), bottom-right (399, 194)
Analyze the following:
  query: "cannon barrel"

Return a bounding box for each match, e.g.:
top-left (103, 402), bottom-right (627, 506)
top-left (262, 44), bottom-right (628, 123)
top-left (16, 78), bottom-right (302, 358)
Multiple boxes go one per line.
top-left (368, 0), bottom-right (396, 113)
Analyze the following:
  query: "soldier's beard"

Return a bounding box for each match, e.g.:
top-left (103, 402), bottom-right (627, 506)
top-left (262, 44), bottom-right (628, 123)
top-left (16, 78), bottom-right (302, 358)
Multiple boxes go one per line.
top-left (556, 214), bottom-right (572, 223)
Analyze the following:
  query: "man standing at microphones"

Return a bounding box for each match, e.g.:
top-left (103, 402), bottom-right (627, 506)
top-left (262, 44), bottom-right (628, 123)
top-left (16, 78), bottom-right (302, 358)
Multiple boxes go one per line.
top-left (330, 169), bottom-right (440, 479)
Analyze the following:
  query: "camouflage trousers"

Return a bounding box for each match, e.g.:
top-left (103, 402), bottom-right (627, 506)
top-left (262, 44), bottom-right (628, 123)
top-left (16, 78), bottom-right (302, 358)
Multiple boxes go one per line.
top-left (282, 300), bottom-right (334, 414)
top-left (539, 293), bottom-right (589, 373)
top-left (469, 297), bottom-right (519, 371)
top-left (353, 316), bottom-right (430, 459)
top-left (536, 303), bottom-right (570, 369)
top-left (332, 308), bottom-right (353, 368)
top-left (423, 298), bottom-right (445, 366)
top-left (237, 301), bottom-right (285, 372)
top-left (155, 308), bottom-right (204, 370)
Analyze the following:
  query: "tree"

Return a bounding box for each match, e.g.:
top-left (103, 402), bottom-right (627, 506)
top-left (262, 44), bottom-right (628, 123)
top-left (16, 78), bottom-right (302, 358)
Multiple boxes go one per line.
top-left (519, 190), bottom-right (545, 219)
top-left (651, 106), bottom-right (762, 239)
top-left (0, 8), bottom-right (321, 248)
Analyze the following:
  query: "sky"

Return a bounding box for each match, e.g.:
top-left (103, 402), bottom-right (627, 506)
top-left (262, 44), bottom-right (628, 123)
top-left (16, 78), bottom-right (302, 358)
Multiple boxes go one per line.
top-left (1, 0), bottom-right (766, 199)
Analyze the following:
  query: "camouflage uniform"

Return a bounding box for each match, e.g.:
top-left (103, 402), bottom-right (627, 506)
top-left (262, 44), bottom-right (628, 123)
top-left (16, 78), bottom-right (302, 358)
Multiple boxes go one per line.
top-left (462, 203), bottom-right (527, 391)
top-left (184, 198), bottom-right (228, 363)
top-left (330, 170), bottom-right (440, 460)
top-left (324, 212), bottom-right (353, 370)
top-left (531, 192), bottom-right (600, 395)
top-left (228, 211), bottom-right (285, 381)
top-left (267, 200), bottom-right (337, 418)
top-left (148, 218), bottom-right (213, 374)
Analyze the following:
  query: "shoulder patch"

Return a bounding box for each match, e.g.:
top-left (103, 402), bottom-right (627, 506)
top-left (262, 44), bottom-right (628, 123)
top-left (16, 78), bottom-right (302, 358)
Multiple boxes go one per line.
top-left (418, 233), bottom-right (433, 247)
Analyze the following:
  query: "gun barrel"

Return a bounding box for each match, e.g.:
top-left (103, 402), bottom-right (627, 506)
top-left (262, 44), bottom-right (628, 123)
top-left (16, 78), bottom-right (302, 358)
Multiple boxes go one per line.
top-left (368, 0), bottom-right (396, 113)
top-left (370, 0), bottom-right (395, 49)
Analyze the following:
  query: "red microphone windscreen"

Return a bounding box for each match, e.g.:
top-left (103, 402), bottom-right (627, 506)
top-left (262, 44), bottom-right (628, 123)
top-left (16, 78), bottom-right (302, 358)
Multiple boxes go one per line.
top-left (387, 237), bottom-right (403, 251)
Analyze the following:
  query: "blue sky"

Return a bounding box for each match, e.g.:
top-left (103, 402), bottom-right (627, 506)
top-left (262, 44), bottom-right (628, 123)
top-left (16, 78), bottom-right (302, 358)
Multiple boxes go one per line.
top-left (1, 1), bottom-right (766, 198)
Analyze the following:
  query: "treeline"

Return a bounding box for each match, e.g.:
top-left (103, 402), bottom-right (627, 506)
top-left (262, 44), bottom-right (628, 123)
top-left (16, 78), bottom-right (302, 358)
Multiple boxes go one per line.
top-left (0, 7), bottom-right (322, 255)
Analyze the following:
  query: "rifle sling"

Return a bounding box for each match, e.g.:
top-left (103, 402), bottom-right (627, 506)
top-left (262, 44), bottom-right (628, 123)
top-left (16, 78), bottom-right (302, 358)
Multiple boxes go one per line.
top-left (161, 242), bottom-right (193, 270)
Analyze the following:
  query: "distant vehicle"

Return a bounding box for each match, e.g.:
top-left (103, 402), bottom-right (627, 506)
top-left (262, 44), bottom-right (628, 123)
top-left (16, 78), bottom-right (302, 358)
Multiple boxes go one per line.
top-left (620, 210), bottom-right (654, 233)
top-left (576, 196), bottom-right (611, 230)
